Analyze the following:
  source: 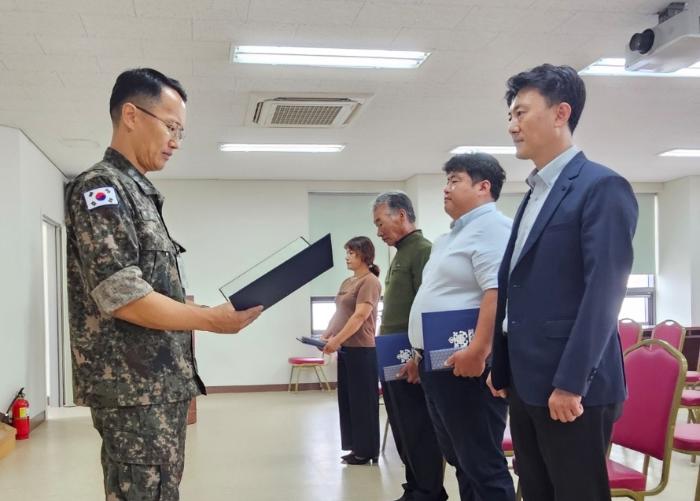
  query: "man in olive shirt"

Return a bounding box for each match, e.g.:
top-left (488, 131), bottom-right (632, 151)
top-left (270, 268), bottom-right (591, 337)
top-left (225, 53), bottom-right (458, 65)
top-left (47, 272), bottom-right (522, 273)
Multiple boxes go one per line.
top-left (374, 192), bottom-right (446, 501)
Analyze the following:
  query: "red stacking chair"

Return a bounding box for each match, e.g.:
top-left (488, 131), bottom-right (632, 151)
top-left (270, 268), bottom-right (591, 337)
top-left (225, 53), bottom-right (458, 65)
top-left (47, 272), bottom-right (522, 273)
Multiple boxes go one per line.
top-left (651, 319), bottom-right (686, 351)
top-left (618, 318), bottom-right (643, 353)
top-left (681, 388), bottom-right (700, 423)
top-left (685, 348), bottom-right (700, 389)
top-left (502, 422), bottom-right (513, 459)
top-left (673, 423), bottom-right (700, 500)
top-left (607, 339), bottom-right (687, 500)
top-left (650, 319), bottom-right (697, 393)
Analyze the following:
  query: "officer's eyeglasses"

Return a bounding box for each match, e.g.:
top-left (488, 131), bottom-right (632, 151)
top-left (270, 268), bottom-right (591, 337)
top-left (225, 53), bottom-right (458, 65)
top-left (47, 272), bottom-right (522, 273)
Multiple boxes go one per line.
top-left (133, 104), bottom-right (185, 142)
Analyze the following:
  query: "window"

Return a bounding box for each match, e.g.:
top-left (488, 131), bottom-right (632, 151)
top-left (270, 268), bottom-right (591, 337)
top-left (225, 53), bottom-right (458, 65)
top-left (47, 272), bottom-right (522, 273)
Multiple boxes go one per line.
top-left (310, 296), bottom-right (384, 337)
top-left (619, 274), bottom-right (655, 326)
top-left (310, 296), bottom-right (336, 336)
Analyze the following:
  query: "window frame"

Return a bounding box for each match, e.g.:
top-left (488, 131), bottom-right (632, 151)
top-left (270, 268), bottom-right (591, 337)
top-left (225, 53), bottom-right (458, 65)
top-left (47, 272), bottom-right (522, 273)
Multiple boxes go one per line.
top-left (310, 295), bottom-right (384, 338)
top-left (621, 274), bottom-right (656, 326)
top-left (309, 295), bottom-right (336, 338)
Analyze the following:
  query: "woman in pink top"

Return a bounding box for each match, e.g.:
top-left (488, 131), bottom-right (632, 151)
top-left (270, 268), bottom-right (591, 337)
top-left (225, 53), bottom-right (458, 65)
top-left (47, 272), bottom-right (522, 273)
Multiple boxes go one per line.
top-left (323, 236), bottom-right (382, 465)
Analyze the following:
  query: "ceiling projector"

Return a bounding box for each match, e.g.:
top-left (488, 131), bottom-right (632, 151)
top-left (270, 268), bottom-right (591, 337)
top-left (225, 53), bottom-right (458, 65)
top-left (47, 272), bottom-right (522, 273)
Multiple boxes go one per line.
top-left (625, 1), bottom-right (700, 72)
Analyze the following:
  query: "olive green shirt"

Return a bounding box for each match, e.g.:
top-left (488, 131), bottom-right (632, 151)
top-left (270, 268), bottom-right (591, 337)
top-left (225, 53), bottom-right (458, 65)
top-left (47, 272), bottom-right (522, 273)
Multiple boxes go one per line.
top-left (65, 148), bottom-right (204, 408)
top-left (379, 230), bottom-right (432, 335)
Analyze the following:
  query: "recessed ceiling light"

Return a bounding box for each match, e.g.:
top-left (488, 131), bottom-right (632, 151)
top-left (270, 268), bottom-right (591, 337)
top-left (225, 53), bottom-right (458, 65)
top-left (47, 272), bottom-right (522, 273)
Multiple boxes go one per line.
top-left (580, 58), bottom-right (700, 77)
top-left (231, 45), bottom-right (430, 69)
top-left (450, 146), bottom-right (516, 155)
top-left (659, 148), bottom-right (700, 157)
top-left (219, 143), bottom-right (346, 153)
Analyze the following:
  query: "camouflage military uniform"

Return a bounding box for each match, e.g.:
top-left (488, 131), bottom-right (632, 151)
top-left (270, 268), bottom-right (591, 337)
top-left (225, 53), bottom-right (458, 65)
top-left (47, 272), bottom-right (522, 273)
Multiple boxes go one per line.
top-left (91, 401), bottom-right (189, 501)
top-left (65, 148), bottom-right (205, 500)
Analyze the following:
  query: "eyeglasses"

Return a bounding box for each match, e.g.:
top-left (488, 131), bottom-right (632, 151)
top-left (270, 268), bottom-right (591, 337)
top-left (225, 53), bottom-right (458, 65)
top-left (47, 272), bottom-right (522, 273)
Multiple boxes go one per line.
top-left (133, 104), bottom-right (185, 142)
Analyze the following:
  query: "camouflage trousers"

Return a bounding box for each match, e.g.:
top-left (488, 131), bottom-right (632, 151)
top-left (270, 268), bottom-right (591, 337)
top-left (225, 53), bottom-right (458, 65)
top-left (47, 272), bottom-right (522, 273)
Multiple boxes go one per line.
top-left (91, 400), bottom-right (190, 501)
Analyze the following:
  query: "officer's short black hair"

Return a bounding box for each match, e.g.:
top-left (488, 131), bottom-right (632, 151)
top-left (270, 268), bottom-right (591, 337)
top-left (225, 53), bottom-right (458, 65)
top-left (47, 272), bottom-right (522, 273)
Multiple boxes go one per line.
top-left (443, 153), bottom-right (506, 201)
top-left (109, 68), bottom-right (187, 123)
top-left (505, 64), bottom-right (586, 133)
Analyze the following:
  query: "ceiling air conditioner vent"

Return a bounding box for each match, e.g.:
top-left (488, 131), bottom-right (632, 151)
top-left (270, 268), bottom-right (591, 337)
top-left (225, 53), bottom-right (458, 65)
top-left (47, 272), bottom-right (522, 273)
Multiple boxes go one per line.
top-left (248, 94), bottom-right (371, 128)
top-left (270, 103), bottom-right (343, 126)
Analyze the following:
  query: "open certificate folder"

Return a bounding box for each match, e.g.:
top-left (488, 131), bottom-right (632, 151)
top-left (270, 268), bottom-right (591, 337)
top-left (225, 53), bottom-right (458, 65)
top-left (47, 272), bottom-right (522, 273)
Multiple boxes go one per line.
top-left (375, 333), bottom-right (412, 382)
top-left (421, 308), bottom-right (480, 371)
top-left (220, 234), bottom-right (333, 311)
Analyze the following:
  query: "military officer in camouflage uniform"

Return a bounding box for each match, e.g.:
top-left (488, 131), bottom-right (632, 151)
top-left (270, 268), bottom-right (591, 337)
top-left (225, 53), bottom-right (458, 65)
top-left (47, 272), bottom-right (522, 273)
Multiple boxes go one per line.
top-left (65, 68), bottom-right (263, 501)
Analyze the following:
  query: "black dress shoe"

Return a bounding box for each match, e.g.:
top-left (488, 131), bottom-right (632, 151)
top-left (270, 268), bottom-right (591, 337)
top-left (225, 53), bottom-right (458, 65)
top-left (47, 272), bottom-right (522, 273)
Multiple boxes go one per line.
top-left (342, 454), bottom-right (378, 465)
top-left (341, 452), bottom-right (354, 461)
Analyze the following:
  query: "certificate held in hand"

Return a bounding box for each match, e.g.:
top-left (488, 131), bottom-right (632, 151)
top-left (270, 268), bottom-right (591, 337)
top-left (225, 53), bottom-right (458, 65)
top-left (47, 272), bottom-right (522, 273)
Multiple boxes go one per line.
top-left (421, 308), bottom-right (480, 371)
top-left (220, 234), bottom-right (334, 311)
top-left (375, 332), bottom-right (412, 382)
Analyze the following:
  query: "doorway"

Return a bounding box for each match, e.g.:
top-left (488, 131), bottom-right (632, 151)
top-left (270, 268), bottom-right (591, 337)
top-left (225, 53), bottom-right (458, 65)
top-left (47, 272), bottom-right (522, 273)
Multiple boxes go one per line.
top-left (42, 217), bottom-right (67, 407)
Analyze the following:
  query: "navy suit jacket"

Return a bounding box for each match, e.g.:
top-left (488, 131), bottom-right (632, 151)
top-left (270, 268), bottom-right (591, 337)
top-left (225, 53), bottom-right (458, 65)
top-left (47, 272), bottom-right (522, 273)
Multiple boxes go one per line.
top-left (491, 152), bottom-right (638, 407)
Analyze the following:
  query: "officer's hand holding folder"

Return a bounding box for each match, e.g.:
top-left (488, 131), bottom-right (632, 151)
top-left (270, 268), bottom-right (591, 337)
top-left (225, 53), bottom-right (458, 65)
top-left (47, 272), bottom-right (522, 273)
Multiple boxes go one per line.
top-left (220, 234), bottom-right (334, 311)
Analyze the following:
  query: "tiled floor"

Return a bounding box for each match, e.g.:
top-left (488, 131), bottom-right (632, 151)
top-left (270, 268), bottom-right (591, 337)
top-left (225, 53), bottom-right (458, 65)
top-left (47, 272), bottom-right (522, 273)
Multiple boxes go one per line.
top-left (0, 391), bottom-right (696, 500)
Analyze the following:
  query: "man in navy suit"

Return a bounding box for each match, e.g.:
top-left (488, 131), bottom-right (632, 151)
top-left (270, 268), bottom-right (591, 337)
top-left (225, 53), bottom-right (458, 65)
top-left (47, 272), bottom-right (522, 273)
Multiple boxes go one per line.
top-left (487, 64), bottom-right (638, 501)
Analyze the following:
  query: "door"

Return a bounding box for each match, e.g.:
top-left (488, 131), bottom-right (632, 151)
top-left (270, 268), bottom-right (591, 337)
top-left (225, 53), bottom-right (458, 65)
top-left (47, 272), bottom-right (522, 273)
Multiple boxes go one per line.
top-left (42, 217), bottom-right (67, 407)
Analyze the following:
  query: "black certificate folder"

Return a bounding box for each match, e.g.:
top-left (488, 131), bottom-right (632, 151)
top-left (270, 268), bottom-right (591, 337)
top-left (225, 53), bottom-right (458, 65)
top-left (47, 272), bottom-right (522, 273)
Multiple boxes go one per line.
top-left (220, 234), bottom-right (334, 311)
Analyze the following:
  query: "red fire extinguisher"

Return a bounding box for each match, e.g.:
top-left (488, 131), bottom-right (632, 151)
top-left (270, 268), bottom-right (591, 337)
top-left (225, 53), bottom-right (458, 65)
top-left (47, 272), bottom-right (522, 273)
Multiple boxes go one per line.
top-left (10, 388), bottom-right (30, 440)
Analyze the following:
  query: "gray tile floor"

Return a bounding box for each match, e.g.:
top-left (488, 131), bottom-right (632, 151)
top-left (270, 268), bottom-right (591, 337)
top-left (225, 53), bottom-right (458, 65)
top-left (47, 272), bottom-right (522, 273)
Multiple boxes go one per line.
top-left (0, 391), bottom-right (696, 500)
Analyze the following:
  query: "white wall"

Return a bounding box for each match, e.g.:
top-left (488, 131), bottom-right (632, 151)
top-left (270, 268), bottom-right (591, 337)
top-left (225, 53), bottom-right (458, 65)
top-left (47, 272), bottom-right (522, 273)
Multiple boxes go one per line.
top-left (309, 192), bottom-right (389, 296)
top-left (0, 126), bottom-right (66, 418)
top-left (692, 178), bottom-right (700, 325)
top-left (404, 174), bottom-right (452, 243)
top-left (656, 176), bottom-right (700, 325)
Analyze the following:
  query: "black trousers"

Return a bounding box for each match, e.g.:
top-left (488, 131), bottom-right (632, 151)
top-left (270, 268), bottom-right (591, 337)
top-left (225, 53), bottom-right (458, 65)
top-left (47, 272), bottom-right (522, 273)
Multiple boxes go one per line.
top-left (420, 364), bottom-right (514, 501)
top-left (337, 347), bottom-right (380, 458)
top-left (508, 385), bottom-right (621, 501)
top-left (383, 379), bottom-right (448, 501)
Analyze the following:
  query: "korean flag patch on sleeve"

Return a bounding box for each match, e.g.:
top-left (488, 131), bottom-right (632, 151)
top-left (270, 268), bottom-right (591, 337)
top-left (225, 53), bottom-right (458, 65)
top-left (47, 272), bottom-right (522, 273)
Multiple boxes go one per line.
top-left (83, 187), bottom-right (119, 210)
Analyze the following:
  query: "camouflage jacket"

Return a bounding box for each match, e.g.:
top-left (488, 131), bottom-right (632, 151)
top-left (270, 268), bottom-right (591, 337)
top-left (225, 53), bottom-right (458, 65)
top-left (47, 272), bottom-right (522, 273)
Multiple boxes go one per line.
top-left (65, 148), bottom-right (205, 408)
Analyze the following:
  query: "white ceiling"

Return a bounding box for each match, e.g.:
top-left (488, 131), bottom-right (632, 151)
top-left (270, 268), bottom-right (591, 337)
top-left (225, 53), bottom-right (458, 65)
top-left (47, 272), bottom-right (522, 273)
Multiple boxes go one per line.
top-left (0, 0), bottom-right (698, 182)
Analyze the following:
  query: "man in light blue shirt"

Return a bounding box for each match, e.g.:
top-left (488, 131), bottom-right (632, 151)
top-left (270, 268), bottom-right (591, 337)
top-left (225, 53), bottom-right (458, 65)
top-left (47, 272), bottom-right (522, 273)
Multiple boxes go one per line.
top-left (405, 153), bottom-right (514, 501)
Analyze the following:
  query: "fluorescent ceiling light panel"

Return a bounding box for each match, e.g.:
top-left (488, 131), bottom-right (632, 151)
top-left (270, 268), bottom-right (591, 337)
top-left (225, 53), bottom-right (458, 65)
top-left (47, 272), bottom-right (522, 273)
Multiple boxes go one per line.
top-left (580, 58), bottom-right (700, 77)
top-left (219, 143), bottom-right (345, 153)
top-left (659, 148), bottom-right (700, 157)
top-left (450, 146), bottom-right (516, 155)
top-left (232, 46), bottom-right (430, 69)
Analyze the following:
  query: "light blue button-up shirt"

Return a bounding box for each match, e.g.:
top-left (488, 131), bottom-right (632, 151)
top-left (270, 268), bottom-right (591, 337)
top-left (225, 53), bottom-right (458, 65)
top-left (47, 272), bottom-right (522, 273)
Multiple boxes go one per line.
top-left (503, 145), bottom-right (579, 332)
top-left (408, 202), bottom-right (512, 349)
